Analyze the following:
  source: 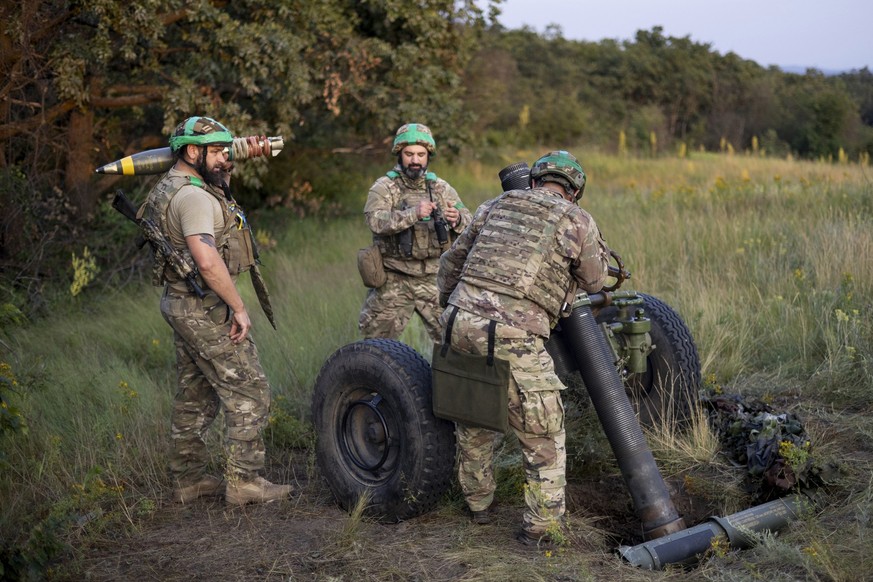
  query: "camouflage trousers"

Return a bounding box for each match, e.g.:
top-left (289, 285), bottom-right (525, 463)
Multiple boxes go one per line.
top-left (358, 270), bottom-right (444, 342)
top-left (441, 308), bottom-right (567, 535)
top-left (160, 288), bottom-right (271, 485)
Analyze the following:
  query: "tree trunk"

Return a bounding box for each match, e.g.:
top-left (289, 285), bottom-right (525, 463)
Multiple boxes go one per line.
top-left (66, 106), bottom-right (95, 219)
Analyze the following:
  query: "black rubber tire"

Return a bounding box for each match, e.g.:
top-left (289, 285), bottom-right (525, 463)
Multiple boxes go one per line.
top-left (311, 338), bottom-right (456, 521)
top-left (595, 293), bottom-right (701, 428)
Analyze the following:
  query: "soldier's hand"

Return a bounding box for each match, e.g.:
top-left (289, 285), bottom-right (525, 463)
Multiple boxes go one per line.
top-left (229, 308), bottom-right (251, 344)
top-left (416, 200), bottom-right (436, 219)
top-left (443, 206), bottom-right (460, 227)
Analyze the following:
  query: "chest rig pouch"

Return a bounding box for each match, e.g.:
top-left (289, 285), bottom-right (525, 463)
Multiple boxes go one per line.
top-left (222, 200), bottom-right (257, 277)
top-left (431, 307), bottom-right (510, 433)
top-left (378, 171), bottom-right (450, 260)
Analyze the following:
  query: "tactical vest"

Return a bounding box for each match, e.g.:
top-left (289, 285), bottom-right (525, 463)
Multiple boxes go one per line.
top-left (142, 173), bottom-right (256, 289)
top-left (374, 171), bottom-right (452, 261)
top-left (459, 189), bottom-right (576, 323)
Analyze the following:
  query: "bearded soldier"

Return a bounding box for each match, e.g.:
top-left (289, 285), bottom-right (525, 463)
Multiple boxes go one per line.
top-left (437, 151), bottom-right (610, 545)
top-left (358, 123), bottom-right (472, 342)
top-left (144, 116), bottom-right (291, 505)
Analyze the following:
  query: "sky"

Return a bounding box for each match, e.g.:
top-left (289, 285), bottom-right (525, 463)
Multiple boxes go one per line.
top-left (492, 0), bottom-right (872, 73)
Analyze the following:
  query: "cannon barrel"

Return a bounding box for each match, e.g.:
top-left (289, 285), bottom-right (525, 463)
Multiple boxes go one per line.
top-left (498, 161), bottom-right (531, 191)
top-left (556, 291), bottom-right (804, 563)
top-left (619, 495), bottom-right (805, 569)
top-left (559, 295), bottom-right (685, 539)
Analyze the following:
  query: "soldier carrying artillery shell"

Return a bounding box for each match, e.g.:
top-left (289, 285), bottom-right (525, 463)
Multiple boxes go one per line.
top-left (133, 116), bottom-right (292, 505)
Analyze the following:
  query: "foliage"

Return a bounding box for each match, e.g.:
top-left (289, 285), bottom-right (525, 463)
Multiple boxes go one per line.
top-left (1, 466), bottom-right (127, 581)
top-left (0, 0), bottom-right (495, 313)
top-left (840, 67), bottom-right (873, 126)
top-left (774, 72), bottom-right (862, 158)
top-left (1, 0), bottom-right (493, 188)
top-left (1, 152), bottom-right (871, 579)
top-left (461, 25), bottom-right (873, 159)
top-left (0, 361), bottom-right (27, 472)
top-left (69, 247), bottom-right (99, 297)
top-left (266, 394), bottom-right (315, 451)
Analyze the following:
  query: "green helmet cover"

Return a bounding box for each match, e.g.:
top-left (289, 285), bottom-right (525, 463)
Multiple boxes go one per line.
top-left (529, 150), bottom-right (586, 199)
top-left (391, 123), bottom-right (436, 156)
top-left (169, 116), bottom-right (234, 152)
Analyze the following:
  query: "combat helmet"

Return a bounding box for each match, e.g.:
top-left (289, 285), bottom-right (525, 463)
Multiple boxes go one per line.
top-left (391, 123), bottom-right (436, 156)
top-left (169, 116), bottom-right (234, 152)
top-left (530, 150), bottom-right (587, 200)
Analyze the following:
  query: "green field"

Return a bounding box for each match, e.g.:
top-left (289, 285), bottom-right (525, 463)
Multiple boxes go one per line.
top-left (1, 151), bottom-right (871, 580)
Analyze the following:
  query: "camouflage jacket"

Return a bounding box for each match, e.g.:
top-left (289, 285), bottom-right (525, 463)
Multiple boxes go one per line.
top-left (437, 188), bottom-right (609, 337)
top-left (364, 166), bottom-right (471, 276)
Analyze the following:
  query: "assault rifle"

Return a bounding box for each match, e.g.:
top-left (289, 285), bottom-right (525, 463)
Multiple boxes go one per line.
top-left (112, 190), bottom-right (206, 298)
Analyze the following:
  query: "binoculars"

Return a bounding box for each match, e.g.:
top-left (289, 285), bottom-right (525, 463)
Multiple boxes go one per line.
top-left (431, 207), bottom-right (450, 247)
top-left (397, 205), bottom-right (450, 257)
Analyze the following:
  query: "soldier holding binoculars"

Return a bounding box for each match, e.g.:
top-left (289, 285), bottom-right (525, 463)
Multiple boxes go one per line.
top-left (358, 123), bottom-right (472, 343)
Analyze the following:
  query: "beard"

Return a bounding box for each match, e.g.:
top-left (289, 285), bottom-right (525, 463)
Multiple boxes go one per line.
top-left (197, 149), bottom-right (225, 188)
top-left (402, 163), bottom-right (426, 180)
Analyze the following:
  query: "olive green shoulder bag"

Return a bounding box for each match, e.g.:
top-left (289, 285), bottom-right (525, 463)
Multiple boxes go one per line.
top-left (431, 307), bottom-right (510, 433)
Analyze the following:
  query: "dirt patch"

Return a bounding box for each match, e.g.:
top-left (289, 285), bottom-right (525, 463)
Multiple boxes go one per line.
top-left (566, 474), bottom-right (719, 544)
top-left (68, 464), bottom-right (721, 581)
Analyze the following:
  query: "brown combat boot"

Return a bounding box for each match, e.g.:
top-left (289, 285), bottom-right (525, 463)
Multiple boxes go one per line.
top-left (225, 476), bottom-right (293, 506)
top-left (471, 510), bottom-right (492, 525)
top-left (515, 529), bottom-right (556, 548)
top-left (172, 475), bottom-right (225, 503)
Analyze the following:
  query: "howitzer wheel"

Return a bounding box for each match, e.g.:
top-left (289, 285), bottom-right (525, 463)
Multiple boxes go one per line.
top-left (311, 339), bottom-right (455, 521)
top-left (596, 293), bottom-right (701, 427)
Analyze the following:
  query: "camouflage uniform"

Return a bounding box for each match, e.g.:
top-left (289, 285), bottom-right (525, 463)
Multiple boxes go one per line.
top-left (437, 186), bottom-right (609, 535)
top-left (147, 167), bottom-right (270, 486)
top-left (359, 167), bottom-right (471, 342)
top-left (162, 289), bottom-right (270, 483)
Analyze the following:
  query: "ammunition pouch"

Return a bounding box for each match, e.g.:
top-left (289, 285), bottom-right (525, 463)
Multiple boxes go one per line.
top-left (431, 308), bottom-right (510, 433)
top-left (224, 225), bottom-right (256, 277)
top-left (397, 227), bottom-right (414, 258)
top-left (357, 244), bottom-right (387, 288)
top-left (412, 220), bottom-right (446, 259)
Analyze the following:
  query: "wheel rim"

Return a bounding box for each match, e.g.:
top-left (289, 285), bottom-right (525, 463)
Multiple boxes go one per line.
top-left (338, 388), bottom-right (400, 484)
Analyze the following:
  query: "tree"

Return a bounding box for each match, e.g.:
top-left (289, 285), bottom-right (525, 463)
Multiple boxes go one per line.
top-left (838, 67), bottom-right (873, 126)
top-left (0, 0), bottom-right (494, 308)
top-left (706, 53), bottom-right (773, 151)
top-left (619, 27), bottom-right (716, 146)
top-left (776, 72), bottom-right (858, 158)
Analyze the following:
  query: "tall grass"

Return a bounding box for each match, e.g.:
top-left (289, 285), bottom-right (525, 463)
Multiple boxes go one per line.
top-left (1, 150), bottom-right (871, 578)
top-left (587, 154), bottom-right (872, 395)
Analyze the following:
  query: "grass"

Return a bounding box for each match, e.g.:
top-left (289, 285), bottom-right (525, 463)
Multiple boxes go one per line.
top-left (1, 149), bottom-right (871, 580)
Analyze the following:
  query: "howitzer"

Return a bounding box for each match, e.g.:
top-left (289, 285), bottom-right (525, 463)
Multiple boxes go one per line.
top-left (311, 161), bottom-right (698, 531)
top-left (308, 161), bottom-right (805, 568)
top-left (111, 190), bottom-right (206, 299)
